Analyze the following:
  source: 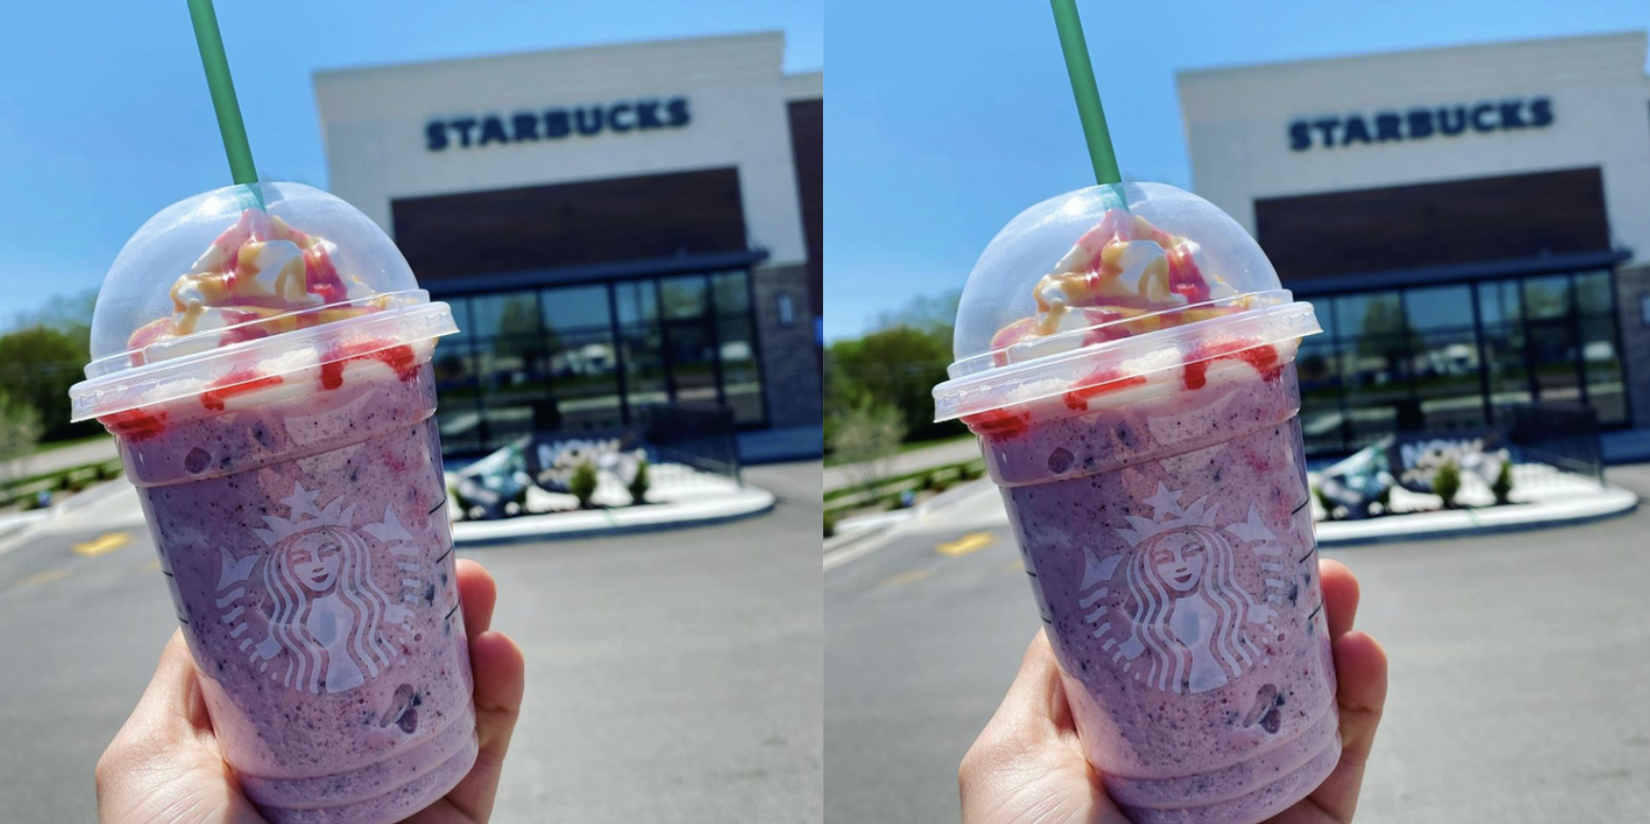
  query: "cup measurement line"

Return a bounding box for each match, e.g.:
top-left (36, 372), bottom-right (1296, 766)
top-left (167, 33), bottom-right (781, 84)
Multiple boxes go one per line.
top-left (1291, 498), bottom-right (1310, 515)
top-left (1297, 541), bottom-right (1320, 564)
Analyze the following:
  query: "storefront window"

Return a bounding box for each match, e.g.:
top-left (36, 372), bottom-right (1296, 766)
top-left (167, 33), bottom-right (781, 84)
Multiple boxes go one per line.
top-left (1293, 269), bottom-right (1629, 457)
top-left (429, 271), bottom-right (767, 454)
top-left (1576, 271), bottom-right (1613, 315)
top-left (470, 291), bottom-right (542, 338)
top-left (1476, 280), bottom-right (1521, 326)
top-left (660, 275), bottom-right (720, 406)
top-left (540, 285), bottom-right (622, 430)
top-left (1336, 291), bottom-right (1404, 338)
top-left (1480, 323), bottom-right (1531, 411)
top-left (1522, 275), bottom-right (1572, 321)
top-left (1404, 285), bottom-right (1474, 331)
top-left (1296, 336), bottom-right (1343, 454)
top-left (713, 271), bottom-right (763, 424)
top-left (433, 297), bottom-right (482, 453)
top-left (1582, 325), bottom-right (1627, 424)
top-left (616, 280), bottom-right (668, 413)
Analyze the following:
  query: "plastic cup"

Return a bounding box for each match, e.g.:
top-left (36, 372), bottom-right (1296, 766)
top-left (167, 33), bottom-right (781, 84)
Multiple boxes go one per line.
top-left (935, 182), bottom-right (1336, 824)
top-left (70, 182), bottom-right (474, 824)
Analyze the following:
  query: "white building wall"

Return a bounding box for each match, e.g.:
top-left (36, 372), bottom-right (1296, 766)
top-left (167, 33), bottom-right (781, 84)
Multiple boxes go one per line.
top-left (314, 32), bottom-right (807, 266)
top-left (1177, 32), bottom-right (1650, 261)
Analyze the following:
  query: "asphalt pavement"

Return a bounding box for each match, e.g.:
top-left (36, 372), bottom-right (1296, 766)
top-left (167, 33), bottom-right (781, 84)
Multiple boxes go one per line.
top-left (825, 465), bottom-right (1650, 824)
top-left (0, 461), bottom-right (823, 824)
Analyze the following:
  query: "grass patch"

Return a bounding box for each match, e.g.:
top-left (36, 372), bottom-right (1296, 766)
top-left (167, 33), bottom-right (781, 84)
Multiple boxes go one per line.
top-left (1, 457), bottom-right (125, 507)
top-left (824, 457), bottom-right (987, 518)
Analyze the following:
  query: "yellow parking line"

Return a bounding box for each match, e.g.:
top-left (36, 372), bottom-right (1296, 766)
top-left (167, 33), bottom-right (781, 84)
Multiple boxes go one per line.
top-left (878, 568), bottom-right (933, 589)
top-left (15, 569), bottom-right (69, 588)
top-left (145, 558), bottom-right (162, 572)
top-left (1003, 559), bottom-right (1025, 573)
top-left (937, 532), bottom-right (994, 557)
top-left (73, 532), bottom-right (130, 558)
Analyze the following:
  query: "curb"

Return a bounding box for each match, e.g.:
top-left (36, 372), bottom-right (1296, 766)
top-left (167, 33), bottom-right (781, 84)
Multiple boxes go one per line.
top-left (1317, 493), bottom-right (1640, 548)
top-left (453, 489), bottom-right (776, 547)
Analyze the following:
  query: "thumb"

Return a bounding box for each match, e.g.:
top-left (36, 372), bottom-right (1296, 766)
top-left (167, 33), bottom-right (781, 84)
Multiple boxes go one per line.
top-left (96, 631), bottom-right (264, 824)
top-left (959, 631), bottom-right (1129, 824)
top-left (109, 630), bottom-right (212, 755)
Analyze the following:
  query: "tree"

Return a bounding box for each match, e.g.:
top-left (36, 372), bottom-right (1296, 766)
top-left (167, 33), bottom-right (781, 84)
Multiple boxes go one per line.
top-left (0, 325), bottom-right (95, 442)
top-left (828, 401), bottom-right (906, 499)
top-left (0, 389), bottom-right (43, 490)
top-left (827, 325), bottom-right (957, 443)
top-left (9, 288), bottom-right (95, 341)
top-left (873, 289), bottom-right (961, 339)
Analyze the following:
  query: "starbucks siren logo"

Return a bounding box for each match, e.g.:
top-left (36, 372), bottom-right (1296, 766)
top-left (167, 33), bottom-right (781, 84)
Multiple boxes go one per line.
top-left (1080, 483), bottom-right (1287, 695)
top-left (217, 483), bottom-right (424, 695)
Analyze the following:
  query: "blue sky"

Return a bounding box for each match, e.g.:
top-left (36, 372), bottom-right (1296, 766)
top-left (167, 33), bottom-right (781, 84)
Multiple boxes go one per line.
top-left (0, 0), bottom-right (821, 325)
top-left (826, 0), bottom-right (1650, 341)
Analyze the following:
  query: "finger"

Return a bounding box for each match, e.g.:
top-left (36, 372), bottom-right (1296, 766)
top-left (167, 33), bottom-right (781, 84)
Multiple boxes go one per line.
top-left (424, 630), bottom-right (526, 824)
top-left (97, 632), bottom-right (266, 824)
top-left (959, 631), bottom-right (1124, 824)
top-left (1301, 630), bottom-right (1389, 824)
top-left (1318, 558), bottom-right (1359, 641)
top-left (456, 558), bottom-right (497, 636)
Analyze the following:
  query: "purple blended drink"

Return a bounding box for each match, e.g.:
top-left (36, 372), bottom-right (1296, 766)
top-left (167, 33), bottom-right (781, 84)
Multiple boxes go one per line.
top-left (72, 183), bottom-right (474, 824)
top-left (936, 183), bottom-right (1337, 824)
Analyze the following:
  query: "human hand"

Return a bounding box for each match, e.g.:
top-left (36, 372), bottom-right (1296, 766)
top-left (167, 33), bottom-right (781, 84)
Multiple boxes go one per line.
top-left (96, 559), bottom-right (526, 824)
top-left (959, 558), bottom-right (1387, 824)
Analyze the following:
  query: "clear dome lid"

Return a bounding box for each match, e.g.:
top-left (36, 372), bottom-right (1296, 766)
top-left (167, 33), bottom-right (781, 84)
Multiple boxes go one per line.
top-left (933, 182), bottom-right (1320, 422)
top-left (70, 182), bottom-right (457, 421)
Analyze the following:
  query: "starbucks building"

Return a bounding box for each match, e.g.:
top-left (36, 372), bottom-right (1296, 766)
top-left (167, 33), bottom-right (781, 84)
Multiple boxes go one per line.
top-left (1178, 32), bottom-right (1650, 457)
top-left (314, 33), bottom-right (822, 455)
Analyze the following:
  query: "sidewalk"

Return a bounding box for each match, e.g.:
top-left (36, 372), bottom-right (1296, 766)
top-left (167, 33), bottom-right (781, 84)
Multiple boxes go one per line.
top-left (3, 462), bottom-right (775, 555)
top-left (453, 463), bottom-right (774, 545)
top-left (823, 436), bottom-right (980, 493)
top-left (827, 461), bottom-right (1641, 566)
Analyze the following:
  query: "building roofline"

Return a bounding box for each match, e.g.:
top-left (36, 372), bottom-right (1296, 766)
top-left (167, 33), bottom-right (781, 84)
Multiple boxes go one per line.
top-left (1177, 29), bottom-right (1646, 84)
top-left (1286, 248), bottom-right (1632, 296)
top-left (315, 30), bottom-right (786, 81)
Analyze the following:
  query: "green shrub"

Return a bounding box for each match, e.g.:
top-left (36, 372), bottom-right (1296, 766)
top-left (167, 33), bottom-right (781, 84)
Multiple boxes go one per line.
top-left (823, 511), bottom-right (836, 539)
top-left (628, 459), bottom-right (650, 505)
top-left (570, 462), bottom-right (599, 509)
top-left (1434, 461), bottom-right (1462, 509)
top-left (1312, 485), bottom-right (1335, 521)
top-left (929, 473), bottom-right (950, 494)
top-left (1375, 484), bottom-right (1393, 511)
top-left (1491, 459), bottom-right (1514, 505)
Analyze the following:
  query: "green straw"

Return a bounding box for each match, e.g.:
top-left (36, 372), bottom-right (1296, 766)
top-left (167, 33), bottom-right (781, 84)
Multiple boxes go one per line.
top-left (1049, 0), bottom-right (1121, 186)
top-left (186, 0), bottom-right (260, 190)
